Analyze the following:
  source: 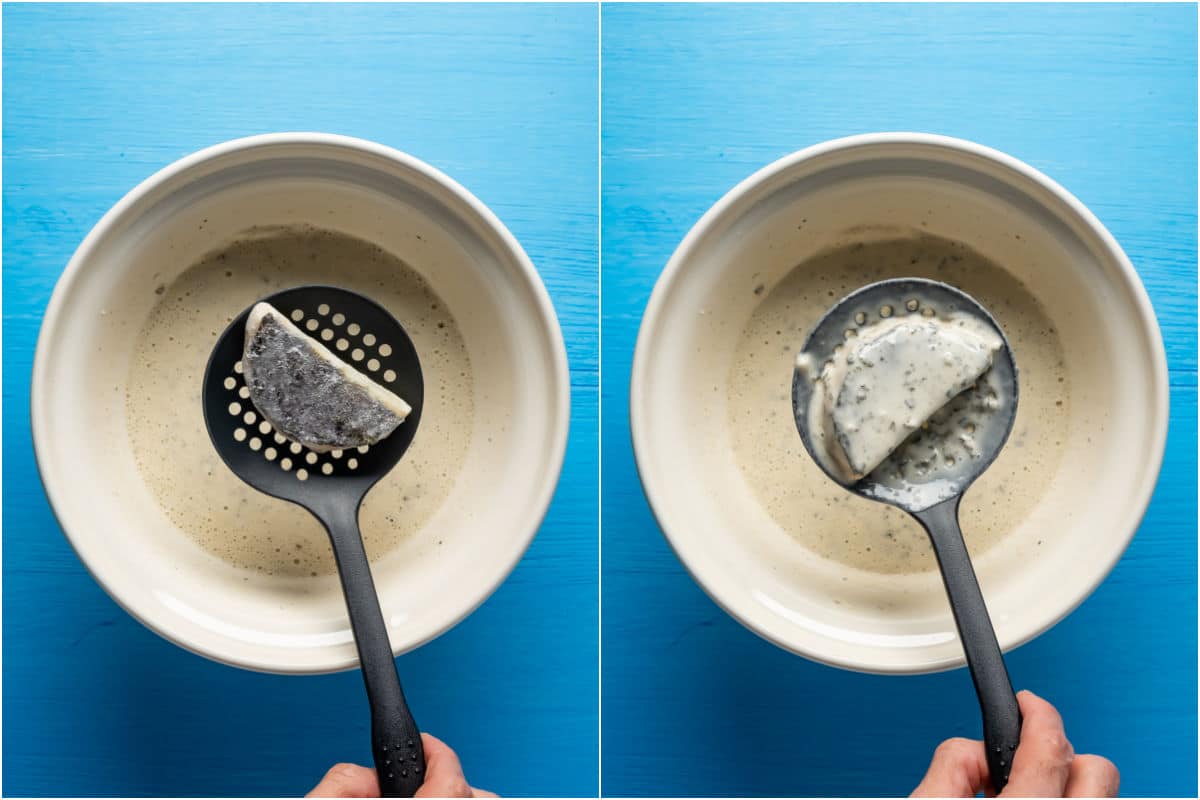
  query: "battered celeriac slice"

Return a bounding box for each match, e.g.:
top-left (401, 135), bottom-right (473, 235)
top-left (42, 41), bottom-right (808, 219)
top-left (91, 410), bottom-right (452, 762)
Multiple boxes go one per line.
top-left (242, 302), bottom-right (410, 452)
top-left (815, 316), bottom-right (1001, 480)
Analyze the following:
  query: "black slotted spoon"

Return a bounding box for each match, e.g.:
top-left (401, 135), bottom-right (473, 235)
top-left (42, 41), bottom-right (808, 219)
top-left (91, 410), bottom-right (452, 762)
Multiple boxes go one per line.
top-left (791, 278), bottom-right (1022, 792)
top-left (202, 285), bottom-right (426, 797)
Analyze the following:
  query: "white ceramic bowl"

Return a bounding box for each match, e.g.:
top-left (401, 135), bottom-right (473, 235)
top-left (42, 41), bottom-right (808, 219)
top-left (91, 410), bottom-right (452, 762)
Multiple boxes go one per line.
top-left (33, 133), bottom-right (569, 674)
top-left (631, 133), bottom-right (1167, 674)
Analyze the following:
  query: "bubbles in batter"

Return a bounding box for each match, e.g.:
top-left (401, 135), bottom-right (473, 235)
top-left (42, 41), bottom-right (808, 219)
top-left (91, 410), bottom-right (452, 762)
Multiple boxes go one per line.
top-left (728, 233), bottom-right (1070, 574)
top-left (126, 226), bottom-right (474, 578)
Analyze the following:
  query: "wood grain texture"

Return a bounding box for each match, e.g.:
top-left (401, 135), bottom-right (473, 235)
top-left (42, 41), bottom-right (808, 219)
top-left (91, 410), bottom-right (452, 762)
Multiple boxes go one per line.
top-left (3, 4), bottom-right (597, 797)
top-left (601, 4), bottom-right (1196, 797)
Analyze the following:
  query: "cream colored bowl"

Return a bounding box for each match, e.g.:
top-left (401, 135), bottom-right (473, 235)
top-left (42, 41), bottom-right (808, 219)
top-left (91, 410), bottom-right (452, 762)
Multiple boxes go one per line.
top-left (631, 133), bottom-right (1167, 674)
top-left (33, 133), bottom-right (569, 674)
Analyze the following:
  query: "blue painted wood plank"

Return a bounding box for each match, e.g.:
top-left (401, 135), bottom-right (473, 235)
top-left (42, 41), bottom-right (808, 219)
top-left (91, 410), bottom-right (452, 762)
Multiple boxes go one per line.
top-left (3, 4), bottom-right (598, 797)
top-left (601, 4), bottom-right (1196, 797)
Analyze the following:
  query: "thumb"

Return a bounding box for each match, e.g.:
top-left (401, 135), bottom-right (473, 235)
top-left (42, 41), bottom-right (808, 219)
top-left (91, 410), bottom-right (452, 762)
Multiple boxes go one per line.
top-left (912, 737), bottom-right (993, 798)
top-left (1000, 690), bottom-right (1074, 797)
top-left (415, 733), bottom-right (475, 798)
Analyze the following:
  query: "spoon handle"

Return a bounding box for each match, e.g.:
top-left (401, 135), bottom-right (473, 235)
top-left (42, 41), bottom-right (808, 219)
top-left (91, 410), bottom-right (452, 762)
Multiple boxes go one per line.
top-left (914, 496), bottom-right (1022, 793)
top-left (322, 501), bottom-right (426, 797)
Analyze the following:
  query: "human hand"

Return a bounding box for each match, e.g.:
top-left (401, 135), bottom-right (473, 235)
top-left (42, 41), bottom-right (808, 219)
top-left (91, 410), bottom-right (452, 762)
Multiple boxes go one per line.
top-left (912, 690), bottom-right (1119, 798)
top-left (307, 733), bottom-right (497, 798)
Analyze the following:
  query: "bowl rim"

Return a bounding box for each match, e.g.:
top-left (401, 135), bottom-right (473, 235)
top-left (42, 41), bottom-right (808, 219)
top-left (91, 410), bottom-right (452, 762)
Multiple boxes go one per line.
top-left (31, 132), bottom-right (571, 674)
top-left (630, 131), bottom-right (1170, 675)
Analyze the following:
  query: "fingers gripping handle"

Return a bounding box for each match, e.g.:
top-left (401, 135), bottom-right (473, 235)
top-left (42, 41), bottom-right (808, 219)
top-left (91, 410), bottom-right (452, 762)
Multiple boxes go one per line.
top-left (322, 500), bottom-right (428, 797)
top-left (915, 497), bottom-right (1023, 793)
top-left (373, 708), bottom-right (426, 797)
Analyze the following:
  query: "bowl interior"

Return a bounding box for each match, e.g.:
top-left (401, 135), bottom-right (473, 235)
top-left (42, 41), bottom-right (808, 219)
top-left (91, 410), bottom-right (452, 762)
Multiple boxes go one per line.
top-left (633, 138), bottom-right (1166, 673)
top-left (34, 139), bottom-right (567, 673)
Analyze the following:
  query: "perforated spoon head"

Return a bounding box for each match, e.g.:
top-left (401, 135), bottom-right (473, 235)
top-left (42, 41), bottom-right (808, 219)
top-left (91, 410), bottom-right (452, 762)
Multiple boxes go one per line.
top-left (202, 284), bottom-right (424, 514)
top-left (791, 278), bottom-right (1018, 513)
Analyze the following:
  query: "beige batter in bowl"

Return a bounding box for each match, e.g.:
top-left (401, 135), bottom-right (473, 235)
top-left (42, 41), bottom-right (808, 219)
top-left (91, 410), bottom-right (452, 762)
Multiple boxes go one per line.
top-left (33, 133), bottom-right (570, 674)
top-left (631, 133), bottom-right (1167, 674)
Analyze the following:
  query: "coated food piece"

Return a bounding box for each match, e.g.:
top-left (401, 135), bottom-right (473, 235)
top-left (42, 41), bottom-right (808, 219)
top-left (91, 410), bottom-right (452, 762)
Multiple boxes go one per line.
top-left (242, 302), bottom-right (410, 452)
top-left (814, 316), bottom-right (1001, 479)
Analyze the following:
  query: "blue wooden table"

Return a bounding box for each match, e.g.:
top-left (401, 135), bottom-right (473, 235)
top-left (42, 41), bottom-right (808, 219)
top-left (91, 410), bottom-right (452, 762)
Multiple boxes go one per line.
top-left (601, 4), bottom-right (1196, 797)
top-left (3, 5), bottom-right (598, 796)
